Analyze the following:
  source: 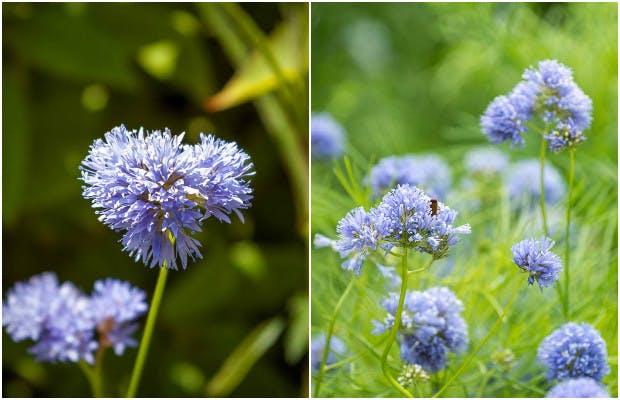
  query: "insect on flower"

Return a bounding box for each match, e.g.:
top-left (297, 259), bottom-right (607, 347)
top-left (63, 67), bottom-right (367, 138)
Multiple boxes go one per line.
top-left (430, 198), bottom-right (439, 216)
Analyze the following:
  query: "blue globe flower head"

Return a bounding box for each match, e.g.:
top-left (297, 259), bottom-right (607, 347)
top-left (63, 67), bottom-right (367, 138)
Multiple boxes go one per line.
top-left (373, 287), bottom-right (468, 373)
top-left (311, 113), bottom-right (345, 159)
top-left (480, 94), bottom-right (529, 147)
top-left (538, 322), bottom-right (610, 382)
top-left (544, 119), bottom-right (587, 152)
top-left (375, 185), bottom-right (471, 259)
top-left (367, 154), bottom-right (451, 199)
top-left (3, 273), bottom-right (98, 364)
top-left (90, 279), bottom-right (148, 356)
top-left (546, 377), bottom-right (610, 398)
top-left (333, 207), bottom-right (380, 275)
top-left (81, 125), bottom-right (254, 270)
top-left (505, 159), bottom-right (566, 208)
top-left (311, 333), bottom-right (347, 373)
top-left (464, 147), bottom-right (509, 177)
top-left (511, 237), bottom-right (562, 289)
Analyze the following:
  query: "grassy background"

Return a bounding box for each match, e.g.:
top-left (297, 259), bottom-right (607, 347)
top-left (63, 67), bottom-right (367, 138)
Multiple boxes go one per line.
top-left (311, 3), bottom-right (617, 397)
top-left (3, 3), bottom-right (307, 397)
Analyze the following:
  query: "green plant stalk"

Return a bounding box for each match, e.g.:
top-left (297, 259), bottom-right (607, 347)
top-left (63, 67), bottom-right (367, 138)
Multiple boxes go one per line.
top-left (539, 139), bottom-right (549, 237)
top-left (380, 247), bottom-right (414, 398)
top-left (78, 360), bottom-right (103, 397)
top-left (313, 279), bottom-right (354, 397)
top-left (433, 280), bottom-right (520, 398)
top-left (126, 266), bottom-right (169, 397)
top-left (564, 150), bottom-right (575, 320)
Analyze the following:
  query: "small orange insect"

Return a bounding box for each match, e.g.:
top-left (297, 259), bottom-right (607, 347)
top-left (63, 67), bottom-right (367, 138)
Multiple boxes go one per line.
top-left (430, 198), bottom-right (439, 216)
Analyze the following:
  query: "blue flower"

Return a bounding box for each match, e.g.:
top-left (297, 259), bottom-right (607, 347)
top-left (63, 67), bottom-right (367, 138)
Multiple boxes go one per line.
top-left (544, 119), bottom-right (587, 152)
top-left (81, 125), bottom-right (254, 270)
top-left (546, 377), bottom-right (610, 398)
top-left (511, 237), bottom-right (562, 289)
top-left (373, 287), bottom-right (468, 373)
top-left (311, 113), bottom-right (345, 159)
top-left (367, 154), bottom-right (451, 198)
top-left (464, 147), bottom-right (509, 177)
top-left (90, 279), bottom-right (148, 356)
top-left (505, 159), bottom-right (566, 207)
top-left (2, 273), bottom-right (98, 364)
top-left (311, 333), bottom-right (347, 373)
top-left (333, 207), bottom-right (380, 274)
top-left (480, 94), bottom-right (530, 147)
top-left (538, 322), bottom-right (610, 382)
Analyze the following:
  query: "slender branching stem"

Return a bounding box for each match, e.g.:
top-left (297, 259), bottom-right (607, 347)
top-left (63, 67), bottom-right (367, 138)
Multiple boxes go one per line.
top-left (126, 266), bottom-right (169, 397)
top-left (433, 280), bottom-right (520, 398)
top-left (313, 279), bottom-right (354, 397)
top-left (564, 150), bottom-right (575, 320)
top-left (78, 359), bottom-right (104, 398)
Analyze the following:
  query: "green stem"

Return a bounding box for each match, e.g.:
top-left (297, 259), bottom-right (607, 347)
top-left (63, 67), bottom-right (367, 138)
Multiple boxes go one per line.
top-left (313, 279), bottom-right (354, 397)
top-left (564, 150), bottom-right (574, 320)
top-left (380, 247), bottom-right (414, 398)
top-left (78, 360), bottom-right (103, 397)
top-left (126, 267), bottom-right (169, 397)
top-left (539, 139), bottom-right (549, 237)
top-left (433, 280), bottom-right (520, 398)
top-left (475, 368), bottom-right (493, 397)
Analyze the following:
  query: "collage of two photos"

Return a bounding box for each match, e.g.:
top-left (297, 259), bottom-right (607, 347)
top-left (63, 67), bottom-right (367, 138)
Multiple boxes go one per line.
top-left (2, 2), bottom-right (618, 398)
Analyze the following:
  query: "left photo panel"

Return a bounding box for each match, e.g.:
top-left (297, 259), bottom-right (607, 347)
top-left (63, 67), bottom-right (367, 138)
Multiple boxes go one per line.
top-left (3, 3), bottom-right (308, 397)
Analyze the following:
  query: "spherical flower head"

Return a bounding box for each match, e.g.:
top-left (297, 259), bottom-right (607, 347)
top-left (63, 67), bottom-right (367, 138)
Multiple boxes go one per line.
top-left (546, 377), bottom-right (610, 398)
top-left (333, 207), bottom-right (380, 275)
top-left (375, 185), bottom-right (471, 259)
top-left (480, 94), bottom-right (529, 147)
top-left (311, 113), bottom-right (345, 159)
top-left (80, 125), bottom-right (254, 270)
top-left (367, 154), bottom-right (451, 199)
top-left (373, 287), bottom-right (468, 373)
top-left (310, 333), bottom-right (346, 373)
top-left (464, 147), bottom-right (509, 177)
top-left (544, 119), bottom-right (587, 152)
top-left (90, 279), bottom-right (148, 356)
top-left (511, 237), bottom-right (562, 289)
top-left (537, 322), bottom-right (610, 382)
top-left (505, 159), bottom-right (566, 207)
top-left (397, 363), bottom-right (429, 388)
top-left (2, 273), bottom-right (98, 364)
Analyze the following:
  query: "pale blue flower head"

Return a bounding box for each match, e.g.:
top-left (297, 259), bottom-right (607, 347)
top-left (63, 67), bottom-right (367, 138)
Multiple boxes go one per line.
top-left (464, 147), bottom-right (509, 177)
top-left (373, 287), bottom-right (468, 373)
top-left (81, 125), bottom-right (254, 270)
top-left (538, 322), bottom-right (610, 382)
top-left (311, 333), bottom-right (347, 373)
top-left (333, 207), bottom-right (380, 275)
top-left (505, 159), bottom-right (566, 207)
top-left (480, 94), bottom-right (530, 147)
top-left (367, 154), bottom-right (451, 198)
top-left (90, 279), bottom-right (148, 356)
top-left (311, 113), bottom-right (345, 159)
top-left (511, 237), bottom-right (562, 289)
top-left (546, 377), bottom-right (610, 398)
top-left (544, 119), bottom-right (587, 152)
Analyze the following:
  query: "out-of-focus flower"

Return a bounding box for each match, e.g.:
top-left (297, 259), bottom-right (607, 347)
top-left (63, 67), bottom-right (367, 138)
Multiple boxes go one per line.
top-left (538, 322), bottom-right (610, 382)
top-left (90, 279), bottom-right (148, 356)
top-left (491, 348), bottom-right (516, 373)
top-left (81, 125), bottom-right (254, 269)
top-left (311, 113), bottom-right (345, 159)
top-left (511, 237), bottom-right (562, 289)
top-left (546, 377), bottom-right (609, 398)
top-left (480, 94), bottom-right (530, 147)
top-left (373, 287), bottom-right (468, 373)
top-left (464, 147), bottom-right (509, 177)
top-left (310, 333), bottom-right (347, 373)
top-left (505, 159), bottom-right (566, 207)
top-left (366, 154), bottom-right (451, 198)
top-left (397, 364), bottom-right (429, 388)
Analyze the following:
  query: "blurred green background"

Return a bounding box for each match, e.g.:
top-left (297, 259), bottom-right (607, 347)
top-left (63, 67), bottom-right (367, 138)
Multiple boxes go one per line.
top-left (3, 2), bottom-right (307, 397)
top-left (311, 3), bottom-right (617, 397)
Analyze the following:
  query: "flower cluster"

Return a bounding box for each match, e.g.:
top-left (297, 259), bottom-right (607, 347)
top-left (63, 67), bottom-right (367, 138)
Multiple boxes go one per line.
top-left (2, 273), bottom-right (147, 364)
top-left (464, 147), bottom-right (509, 177)
top-left (310, 333), bottom-right (347, 373)
top-left (481, 60), bottom-right (592, 152)
top-left (537, 322), bottom-right (610, 382)
top-left (373, 287), bottom-right (468, 373)
top-left (319, 185), bottom-right (470, 275)
top-left (366, 154), bottom-right (451, 198)
top-left (511, 237), bottom-right (562, 289)
top-left (311, 113), bottom-right (345, 159)
top-left (505, 159), bottom-right (566, 207)
top-left (546, 378), bottom-right (609, 398)
top-left (80, 125), bottom-right (254, 270)
top-left (397, 364), bottom-right (429, 387)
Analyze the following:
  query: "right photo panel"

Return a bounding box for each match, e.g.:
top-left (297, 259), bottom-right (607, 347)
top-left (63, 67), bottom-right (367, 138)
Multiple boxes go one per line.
top-left (310, 3), bottom-right (617, 398)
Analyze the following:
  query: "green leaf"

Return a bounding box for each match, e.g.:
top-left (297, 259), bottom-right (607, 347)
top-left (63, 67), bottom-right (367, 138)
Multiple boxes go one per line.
top-left (206, 13), bottom-right (308, 111)
top-left (284, 293), bottom-right (309, 365)
top-left (206, 317), bottom-right (286, 397)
